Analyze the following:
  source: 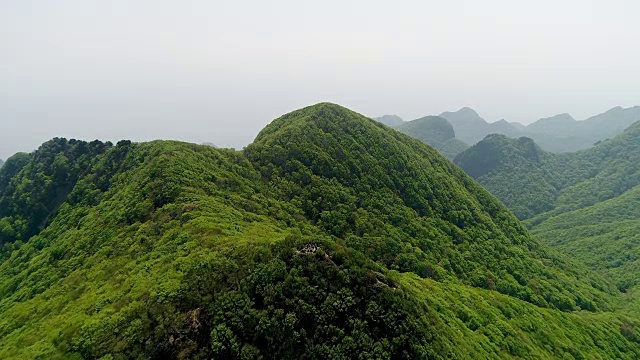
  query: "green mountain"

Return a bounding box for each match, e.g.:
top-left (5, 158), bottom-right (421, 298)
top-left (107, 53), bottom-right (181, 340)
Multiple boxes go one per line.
top-left (0, 159), bottom-right (4, 168)
top-left (373, 114), bottom-right (404, 127)
top-left (454, 134), bottom-right (555, 219)
top-left (455, 122), bottom-right (640, 291)
top-left (1, 103), bottom-right (639, 359)
top-left (394, 116), bottom-right (469, 159)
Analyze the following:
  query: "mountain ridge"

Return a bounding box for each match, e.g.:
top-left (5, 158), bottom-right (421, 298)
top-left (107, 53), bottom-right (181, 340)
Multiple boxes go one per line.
top-left (380, 105), bottom-right (640, 153)
top-left (0, 103), bottom-right (638, 358)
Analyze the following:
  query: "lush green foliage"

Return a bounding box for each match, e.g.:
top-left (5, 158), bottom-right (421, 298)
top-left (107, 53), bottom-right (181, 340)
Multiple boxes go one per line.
top-left (530, 185), bottom-right (640, 292)
top-left (456, 122), bottom-right (640, 220)
top-left (455, 122), bottom-right (640, 292)
top-left (394, 116), bottom-right (469, 159)
top-left (454, 134), bottom-right (558, 219)
top-left (401, 274), bottom-right (640, 359)
top-left (0, 103), bottom-right (638, 358)
top-left (0, 139), bottom-right (112, 244)
top-left (246, 104), bottom-right (614, 310)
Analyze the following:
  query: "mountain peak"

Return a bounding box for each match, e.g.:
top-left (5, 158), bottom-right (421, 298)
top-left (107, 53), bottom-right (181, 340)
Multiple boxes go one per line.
top-left (397, 115), bottom-right (456, 141)
top-left (289, 102), bottom-right (351, 116)
top-left (457, 106), bottom-right (480, 117)
top-left (526, 113), bottom-right (575, 132)
top-left (439, 106), bottom-right (481, 117)
top-left (439, 107), bottom-right (485, 125)
top-left (0, 102), bottom-right (629, 358)
top-left (374, 114), bottom-right (405, 127)
top-left (546, 113), bottom-right (575, 122)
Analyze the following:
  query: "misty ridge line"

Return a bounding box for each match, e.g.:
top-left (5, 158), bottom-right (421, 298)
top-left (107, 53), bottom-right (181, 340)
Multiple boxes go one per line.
top-left (3, 103), bottom-right (639, 162)
top-left (375, 104), bottom-right (640, 157)
top-left (375, 104), bottom-right (640, 127)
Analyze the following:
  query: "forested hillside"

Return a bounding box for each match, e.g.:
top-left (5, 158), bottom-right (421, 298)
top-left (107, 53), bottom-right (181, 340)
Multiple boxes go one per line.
top-left (1, 104), bottom-right (639, 359)
top-left (454, 134), bottom-right (556, 219)
top-left (455, 122), bottom-right (640, 292)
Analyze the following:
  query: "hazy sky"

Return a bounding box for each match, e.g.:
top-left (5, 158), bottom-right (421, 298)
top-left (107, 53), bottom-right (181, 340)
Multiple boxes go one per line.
top-left (2, 0), bottom-right (639, 159)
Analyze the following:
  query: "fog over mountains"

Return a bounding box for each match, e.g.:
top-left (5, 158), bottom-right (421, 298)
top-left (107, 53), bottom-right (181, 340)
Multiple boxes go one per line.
top-left (376, 105), bottom-right (640, 159)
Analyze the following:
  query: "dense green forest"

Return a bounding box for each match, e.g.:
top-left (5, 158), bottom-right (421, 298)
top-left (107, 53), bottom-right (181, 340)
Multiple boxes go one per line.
top-left (455, 122), bottom-right (640, 292)
top-left (393, 116), bottom-right (469, 159)
top-left (1, 103), bottom-right (640, 359)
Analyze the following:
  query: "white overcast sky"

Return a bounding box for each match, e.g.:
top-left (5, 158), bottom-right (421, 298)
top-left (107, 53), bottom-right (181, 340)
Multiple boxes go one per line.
top-left (1, 0), bottom-right (639, 159)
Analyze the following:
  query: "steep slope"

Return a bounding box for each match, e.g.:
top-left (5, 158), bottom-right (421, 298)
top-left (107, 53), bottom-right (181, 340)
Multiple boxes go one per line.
top-left (394, 116), bottom-right (469, 159)
top-left (0, 159), bottom-right (4, 168)
top-left (244, 104), bottom-right (617, 312)
top-left (454, 135), bottom-right (558, 219)
top-left (0, 139), bottom-right (112, 244)
top-left (455, 122), bottom-right (640, 291)
top-left (0, 103), bottom-right (639, 359)
top-left (373, 114), bottom-right (404, 126)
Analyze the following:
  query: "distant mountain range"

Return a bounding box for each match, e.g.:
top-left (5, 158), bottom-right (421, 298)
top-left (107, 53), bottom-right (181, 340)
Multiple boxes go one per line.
top-left (442, 105), bottom-right (640, 152)
top-left (375, 105), bottom-right (640, 158)
top-left (373, 114), bottom-right (404, 127)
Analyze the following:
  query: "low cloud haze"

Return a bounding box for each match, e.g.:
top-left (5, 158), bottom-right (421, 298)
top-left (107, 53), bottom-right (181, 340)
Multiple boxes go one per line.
top-left (2, 0), bottom-right (639, 159)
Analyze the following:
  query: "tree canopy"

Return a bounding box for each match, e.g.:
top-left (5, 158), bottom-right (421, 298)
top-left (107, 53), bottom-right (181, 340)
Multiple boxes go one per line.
top-left (0, 104), bottom-right (639, 359)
